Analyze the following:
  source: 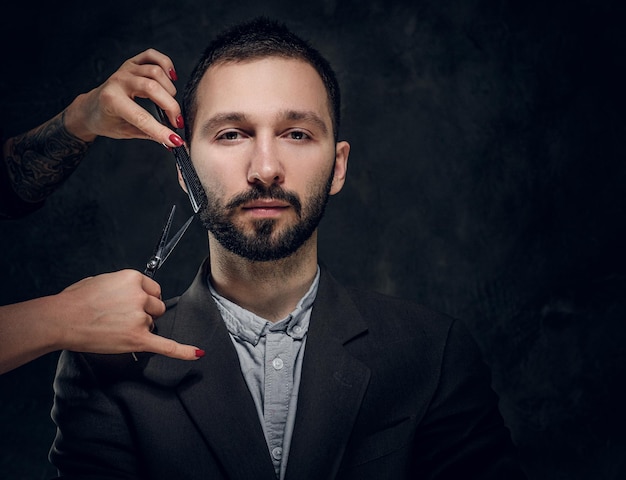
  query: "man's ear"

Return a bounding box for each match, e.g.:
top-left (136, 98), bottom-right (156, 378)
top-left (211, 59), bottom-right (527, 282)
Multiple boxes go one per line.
top-left (329, 141), bottom-right (350, 195)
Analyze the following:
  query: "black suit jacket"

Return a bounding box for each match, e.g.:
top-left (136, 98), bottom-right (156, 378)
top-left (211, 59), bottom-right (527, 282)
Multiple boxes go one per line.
top-left (49, 259), bottom-right (526, 479)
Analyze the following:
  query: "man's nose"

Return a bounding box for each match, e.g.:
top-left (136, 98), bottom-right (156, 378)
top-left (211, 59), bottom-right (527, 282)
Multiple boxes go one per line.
top-left (247, 136), bottom-right (285, 186)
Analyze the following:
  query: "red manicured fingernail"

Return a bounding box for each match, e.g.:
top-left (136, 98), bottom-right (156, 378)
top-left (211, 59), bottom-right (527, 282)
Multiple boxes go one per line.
top-left (169, 68), bottom-right (178, 81)
top-left (176, 115), bottom-right (185, 129)
top-left (195, 349), bottom-right (205, 358)
top-left (169, 134), bottom-right (184, 147)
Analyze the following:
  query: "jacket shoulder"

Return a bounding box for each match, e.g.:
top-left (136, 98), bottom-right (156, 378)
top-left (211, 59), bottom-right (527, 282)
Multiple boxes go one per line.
top-left (344, 285), bottom-right (456, 336)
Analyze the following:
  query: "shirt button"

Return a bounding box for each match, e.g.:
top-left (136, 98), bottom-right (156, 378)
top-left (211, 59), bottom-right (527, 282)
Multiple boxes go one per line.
top-left (272, 357), bottom-right (284, 370)
top-left (272, 447), bottom-right (283, 460)
top-left (293, 326), bottom-right (302, 334)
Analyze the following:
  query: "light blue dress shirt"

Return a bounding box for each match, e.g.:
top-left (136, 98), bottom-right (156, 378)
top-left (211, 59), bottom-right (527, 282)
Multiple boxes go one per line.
top-left (208, 267), bottom-right (320, 479)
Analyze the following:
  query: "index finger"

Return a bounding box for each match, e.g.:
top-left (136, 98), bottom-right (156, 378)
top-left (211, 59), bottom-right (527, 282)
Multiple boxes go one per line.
top-left (143, 333), bottom-right (205, 361)
top-left (118, 98), bottom-right (181, 146)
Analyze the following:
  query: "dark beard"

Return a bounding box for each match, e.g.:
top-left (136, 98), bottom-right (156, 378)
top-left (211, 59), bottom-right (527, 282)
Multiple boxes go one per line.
top-left (198, 173), bottom-right (333, 261)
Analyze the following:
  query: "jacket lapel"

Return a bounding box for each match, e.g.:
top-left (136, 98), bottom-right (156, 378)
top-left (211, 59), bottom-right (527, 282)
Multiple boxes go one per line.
top-left (144, 260), bottom-right (370, 480)
top-left (286, 266), bottom-right (371, 480)
top-left (144, 259), bottom-right (276, 480)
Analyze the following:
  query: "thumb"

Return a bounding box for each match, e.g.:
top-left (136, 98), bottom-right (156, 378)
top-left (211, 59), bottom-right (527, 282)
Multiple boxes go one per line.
top-left (144, 335), bottom-right (205, 361)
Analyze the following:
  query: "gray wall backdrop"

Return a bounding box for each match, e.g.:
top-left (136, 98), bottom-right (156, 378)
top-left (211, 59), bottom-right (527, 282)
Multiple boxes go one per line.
top-left (1, 0), bottom-right (625, 478)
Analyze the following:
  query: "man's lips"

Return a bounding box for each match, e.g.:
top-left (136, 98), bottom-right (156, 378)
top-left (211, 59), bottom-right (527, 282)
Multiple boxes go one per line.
top-left (241, 200), bottom-right (291, 217)
top-left (243, 200), bottom-right (290, 208)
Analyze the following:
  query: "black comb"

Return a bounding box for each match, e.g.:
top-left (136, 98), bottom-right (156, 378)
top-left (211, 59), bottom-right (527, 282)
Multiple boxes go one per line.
top-left (156, 106), bottom-right (205, 213)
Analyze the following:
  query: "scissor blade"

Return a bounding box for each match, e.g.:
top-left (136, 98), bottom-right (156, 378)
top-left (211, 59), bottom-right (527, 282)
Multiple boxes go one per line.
top-left (155, 204), bottom-right (177, 257)
top-left (144, 205), bottom-right (177, 277)
top-left (160, 214), bottom-right (195, 267)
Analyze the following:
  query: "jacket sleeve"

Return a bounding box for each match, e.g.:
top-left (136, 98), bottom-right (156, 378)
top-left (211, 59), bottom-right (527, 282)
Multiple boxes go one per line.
top-left (49, 350), bottom-right (142, 480)
top-left (411, 319), bottom-right (527, 479)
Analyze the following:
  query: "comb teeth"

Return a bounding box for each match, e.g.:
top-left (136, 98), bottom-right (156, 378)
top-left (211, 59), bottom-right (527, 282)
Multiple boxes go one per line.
top-left (173, 146), bottom-right (205, 213)
top-left (155, 105), bottom-right (206, 213)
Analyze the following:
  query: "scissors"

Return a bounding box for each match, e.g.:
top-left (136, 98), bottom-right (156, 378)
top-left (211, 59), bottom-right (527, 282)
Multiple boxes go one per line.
top-left (131, 204), bottom-right (194, 361)
top-left (144, 204), bottom-right (195, 279)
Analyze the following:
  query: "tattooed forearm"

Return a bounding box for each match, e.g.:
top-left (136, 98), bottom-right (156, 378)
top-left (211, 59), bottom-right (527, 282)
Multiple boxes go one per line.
top-left (3, 110), bottom-right (93, 203)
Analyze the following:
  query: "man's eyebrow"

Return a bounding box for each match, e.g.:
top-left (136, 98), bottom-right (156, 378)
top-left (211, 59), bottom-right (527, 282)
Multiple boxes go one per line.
top-left (280, 110), bottom-right (328, 135)
top-left (199, 112), bottom-right (247, 137)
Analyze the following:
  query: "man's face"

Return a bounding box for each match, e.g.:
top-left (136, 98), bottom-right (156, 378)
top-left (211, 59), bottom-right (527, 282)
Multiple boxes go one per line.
top-left (186, 57), bottom-right (349, 261)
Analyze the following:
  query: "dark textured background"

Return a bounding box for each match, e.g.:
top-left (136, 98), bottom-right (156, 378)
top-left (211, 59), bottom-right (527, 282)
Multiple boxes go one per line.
top-left (1, 0), bottom-right (626, 478)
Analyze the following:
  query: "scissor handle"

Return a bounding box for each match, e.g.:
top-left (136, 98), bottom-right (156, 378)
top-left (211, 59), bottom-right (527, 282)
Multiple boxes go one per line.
top-left (144, 257), bottom-right (159, 278)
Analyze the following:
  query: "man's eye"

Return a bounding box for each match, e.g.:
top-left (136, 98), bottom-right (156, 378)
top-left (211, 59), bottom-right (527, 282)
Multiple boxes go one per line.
top-left (218, 131), bottom-right (240, 140)
top-left (289, 131), bottom-right (309, 140)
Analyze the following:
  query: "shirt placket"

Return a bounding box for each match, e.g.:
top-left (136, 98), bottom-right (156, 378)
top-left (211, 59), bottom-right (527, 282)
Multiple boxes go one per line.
top-left (264, 329), bottom-right (293, 476)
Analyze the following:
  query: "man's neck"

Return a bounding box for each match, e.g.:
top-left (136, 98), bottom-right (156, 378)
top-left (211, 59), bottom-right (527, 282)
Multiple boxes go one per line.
top-left (207, 234), bottom-right (319, 322)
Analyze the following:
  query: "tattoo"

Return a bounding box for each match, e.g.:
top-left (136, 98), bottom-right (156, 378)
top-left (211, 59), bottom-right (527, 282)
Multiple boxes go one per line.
top-left (4, 110), bottom-right (92, 203)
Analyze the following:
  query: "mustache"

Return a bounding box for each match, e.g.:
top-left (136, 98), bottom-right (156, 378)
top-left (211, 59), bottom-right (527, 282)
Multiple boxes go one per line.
top-left (225, 184), bottom-right (302, 216)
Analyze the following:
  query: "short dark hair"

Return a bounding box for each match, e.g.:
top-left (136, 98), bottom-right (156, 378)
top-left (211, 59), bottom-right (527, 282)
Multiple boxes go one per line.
top-left (182, 17), bottom-right (341, 142)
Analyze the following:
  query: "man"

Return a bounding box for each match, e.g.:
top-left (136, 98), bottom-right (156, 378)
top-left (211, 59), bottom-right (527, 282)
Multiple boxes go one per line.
top-left (50, 17), bottom-right (526, 479)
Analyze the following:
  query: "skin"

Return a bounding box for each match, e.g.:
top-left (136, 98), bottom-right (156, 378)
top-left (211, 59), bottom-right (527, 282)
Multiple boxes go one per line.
top-left (183, 57), bottom-right (350, 321)
top-left (2, 49), bottom-right (185, 204)
top-left (1, 271), bottom-right (171, 375)
top-left (0, 49), bottom-right (203, 375)
top-left (64, 48), bottom-right (185, 145)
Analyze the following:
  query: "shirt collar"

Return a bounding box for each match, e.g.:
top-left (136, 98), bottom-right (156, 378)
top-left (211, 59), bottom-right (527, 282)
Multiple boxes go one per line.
top-left (208, 267), bottom-right (320, 345)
